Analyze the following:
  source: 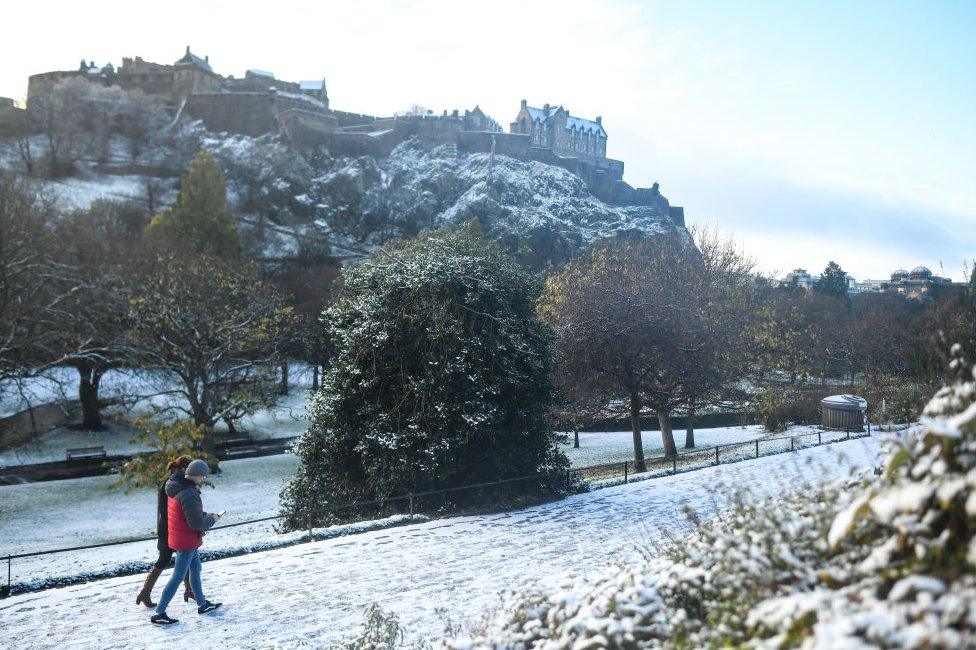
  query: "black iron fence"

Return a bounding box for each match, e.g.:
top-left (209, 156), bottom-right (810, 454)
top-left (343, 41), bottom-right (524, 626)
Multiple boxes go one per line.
top-left (2, 426), bottom-right (870, 598)
top-left (569, 427), bottom-right (867, 483)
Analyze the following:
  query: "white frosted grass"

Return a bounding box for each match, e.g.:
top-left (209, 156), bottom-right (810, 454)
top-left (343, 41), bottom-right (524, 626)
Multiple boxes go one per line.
top-left (0, 436), bottom-right (881, 648)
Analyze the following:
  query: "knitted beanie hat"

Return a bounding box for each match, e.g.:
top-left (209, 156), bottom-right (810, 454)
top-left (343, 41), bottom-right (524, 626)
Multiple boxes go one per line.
top-left (185, 459), bottom-right (210, 478)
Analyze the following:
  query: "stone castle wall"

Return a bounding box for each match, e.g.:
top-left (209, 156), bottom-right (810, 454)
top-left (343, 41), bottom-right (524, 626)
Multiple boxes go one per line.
top-left (185, 92), bottom-right (338, 137)
top-left (185, 93), bottom-right (277, 136)
top-left (457, 131), bottom-right (531, 157)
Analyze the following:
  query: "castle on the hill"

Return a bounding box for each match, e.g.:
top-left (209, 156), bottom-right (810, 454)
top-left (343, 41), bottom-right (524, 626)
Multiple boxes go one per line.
top-left (21, 47), bottom-right (683, 222)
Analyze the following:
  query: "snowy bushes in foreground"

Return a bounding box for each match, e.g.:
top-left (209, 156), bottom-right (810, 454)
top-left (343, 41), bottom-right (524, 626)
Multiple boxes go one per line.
top-left (449, 346), bottom-right (976, 648)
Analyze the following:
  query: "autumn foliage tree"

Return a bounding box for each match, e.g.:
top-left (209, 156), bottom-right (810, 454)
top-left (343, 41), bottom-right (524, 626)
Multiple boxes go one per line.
top-left (112, 418), bottom-right (216, 492)
top-left (674, 230), bottom-right (758, 447)
top-left (538, 235), bottom-right (688, 466)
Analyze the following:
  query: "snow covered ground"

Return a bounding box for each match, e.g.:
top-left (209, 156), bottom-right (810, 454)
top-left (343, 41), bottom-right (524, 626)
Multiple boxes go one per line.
top-left (0, 454), bottom-right (299, 565)
top-left (0, 435), bottom-right (883, 648)
top-left (3, 365), bottom-right (760, 468)
top-left (0, 424), bottom-right (779, 574)
top-left (0, 366), bottom-right (315, 466)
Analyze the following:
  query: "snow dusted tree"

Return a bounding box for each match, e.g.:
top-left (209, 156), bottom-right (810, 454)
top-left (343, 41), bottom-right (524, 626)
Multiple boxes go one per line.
top-left (146, 149), bottom-right (242, 258)
top-left (280, 227), bottom-right (566, 529)
top-left (47, 200), bottom-right (144, 429)
top-left (25, 77), bottom-right (127, 177)
top-left (673, 229), bottom-right (758, 448)
top-left (0, 175), bottom-right (65, 390)
top-left (115, 89), bottom-right (168, 163)
top-left (538, 235), bottom-right (698, 466)
top-left (126, 254), bottom-right (296, 433)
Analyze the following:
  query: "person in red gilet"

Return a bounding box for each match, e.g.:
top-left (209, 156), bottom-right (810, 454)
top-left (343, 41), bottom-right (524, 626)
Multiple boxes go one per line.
top-left (150, 458), bottom-right (223, 625)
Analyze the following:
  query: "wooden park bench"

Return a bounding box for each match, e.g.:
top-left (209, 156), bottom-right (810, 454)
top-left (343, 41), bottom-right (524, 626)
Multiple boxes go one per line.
top-left (66, 446), bottom-right (107, 462)
top-left (218, 435), bottom-right (253, 447)
top-left (221, 443), bottom-right (261, 457)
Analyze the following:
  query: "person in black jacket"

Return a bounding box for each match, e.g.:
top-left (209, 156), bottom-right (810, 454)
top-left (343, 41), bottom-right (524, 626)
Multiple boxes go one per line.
top-left (135, 456), bottom-right (196, 607)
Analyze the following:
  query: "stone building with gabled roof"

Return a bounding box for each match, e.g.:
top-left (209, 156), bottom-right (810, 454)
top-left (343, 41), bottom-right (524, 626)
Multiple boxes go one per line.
top-left (509, 99), bottom-right (608, 160)
top-left (172, 46), bottom-right (221, 103)
top-left (175, 46), bottom-right (215, 74)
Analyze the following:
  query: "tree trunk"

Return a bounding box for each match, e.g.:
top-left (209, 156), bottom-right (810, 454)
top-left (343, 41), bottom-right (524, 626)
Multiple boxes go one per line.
top-left (311, 364), bottom-right (319, 391)
top-left (573, 429), bottom-right (580, 448)
top-left (188, 388), bottom-right (210, 428)
top-left (77, 364), bottom-right (104, 430)
top-left (657, 409), bottom-right (678, 458)
top-left (685, 396), bottom-right (696, 449)
top-left (279, 361), bottom-right (289, 395)
top-left (630, 392), bottom-right (647, 472)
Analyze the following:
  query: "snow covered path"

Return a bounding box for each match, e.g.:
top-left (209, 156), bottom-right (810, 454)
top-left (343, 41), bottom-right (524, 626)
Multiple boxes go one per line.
top-left (0, 436), bottom-right (883, 648)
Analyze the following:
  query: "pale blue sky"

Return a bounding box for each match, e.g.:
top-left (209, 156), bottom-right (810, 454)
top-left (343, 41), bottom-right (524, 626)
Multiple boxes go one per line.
top-left (2, 0), bottom-right (973, 280)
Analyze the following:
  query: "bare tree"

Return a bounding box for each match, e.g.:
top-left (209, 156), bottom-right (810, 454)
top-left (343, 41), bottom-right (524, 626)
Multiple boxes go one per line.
top-left (675, 228), bottom-right (759, 447)
top-left (125, 254), bottom-right (297, 434)
top-left (0, 107), bottom-right (36, 175)
top-left (539, 235), bottom-right (697, 466)
top-left (27, 77), bottom-right (101, 177)
top-left (47, 200), bottom-right (145, 429)
top-left (0, 175), bottom-right (70, 392)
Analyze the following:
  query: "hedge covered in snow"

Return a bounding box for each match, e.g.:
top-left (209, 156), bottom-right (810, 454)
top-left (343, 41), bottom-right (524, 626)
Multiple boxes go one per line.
top-left (449, 345), bottom-right (976, 648)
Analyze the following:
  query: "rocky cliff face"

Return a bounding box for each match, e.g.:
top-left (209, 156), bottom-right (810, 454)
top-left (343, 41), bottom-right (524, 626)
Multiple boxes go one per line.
top-left (2, 128), bottom-right (687, 267)
top-left (302, 139), bottom-right (686, 267)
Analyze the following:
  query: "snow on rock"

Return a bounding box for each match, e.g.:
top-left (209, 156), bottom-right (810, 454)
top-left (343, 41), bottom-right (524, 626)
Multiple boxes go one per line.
top-left (308, 139), bottom-right (686, 265)
top-left (2, 129), bottom-right (686, 266)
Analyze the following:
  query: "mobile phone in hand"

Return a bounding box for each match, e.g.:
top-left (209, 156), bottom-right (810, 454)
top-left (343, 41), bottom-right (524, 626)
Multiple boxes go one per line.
top-left (216, 510), bottom-right (226, 518)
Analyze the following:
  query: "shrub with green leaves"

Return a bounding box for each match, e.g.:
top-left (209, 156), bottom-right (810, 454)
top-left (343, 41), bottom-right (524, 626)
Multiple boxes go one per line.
top-left (111, 417), bottom-right (216, 492)
top-left (280, 227), bottom-right (567, 530)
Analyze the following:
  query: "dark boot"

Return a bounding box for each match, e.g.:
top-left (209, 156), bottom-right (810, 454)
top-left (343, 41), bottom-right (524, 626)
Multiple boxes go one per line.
top-left (182, 575), bottom-right (195, 603)
top-left (136, 566), bottom-right (164, 608)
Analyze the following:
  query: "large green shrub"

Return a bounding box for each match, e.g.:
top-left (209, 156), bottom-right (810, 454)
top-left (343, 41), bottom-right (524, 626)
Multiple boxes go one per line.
top-left (280, 227), bottom-right (566, 529)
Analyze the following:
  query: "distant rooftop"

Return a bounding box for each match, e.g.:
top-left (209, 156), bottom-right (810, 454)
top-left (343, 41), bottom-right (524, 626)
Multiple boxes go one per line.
top-left (247, 69), bottom-right (274, 79)
top-left (565, 114), bottom-right (605, 135)
top-left (299, 80), bottom-right (324, 91)
top-left (175, 46), bottom-right (213, 73)
top-left (524, 104), bottom-right (606, 137)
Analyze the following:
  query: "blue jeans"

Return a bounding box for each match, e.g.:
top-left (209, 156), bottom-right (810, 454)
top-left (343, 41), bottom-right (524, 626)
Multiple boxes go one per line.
top-left (155, 549), bottom-right (206, 613)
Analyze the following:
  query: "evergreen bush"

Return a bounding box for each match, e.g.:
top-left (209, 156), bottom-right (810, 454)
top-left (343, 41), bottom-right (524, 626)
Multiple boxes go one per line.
top-left (280, 227), bottom-right (567, 530)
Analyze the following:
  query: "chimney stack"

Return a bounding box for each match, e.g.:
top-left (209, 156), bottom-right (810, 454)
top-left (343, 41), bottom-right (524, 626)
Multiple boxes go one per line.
top-left (596, 116), bottom-right (602, 124)
top-left (520, 98), bottom-right (527, 108)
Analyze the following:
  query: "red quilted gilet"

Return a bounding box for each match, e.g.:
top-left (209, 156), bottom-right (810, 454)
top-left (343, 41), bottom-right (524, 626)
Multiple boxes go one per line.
top-left (167, 495), bottom-right (203, 551)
